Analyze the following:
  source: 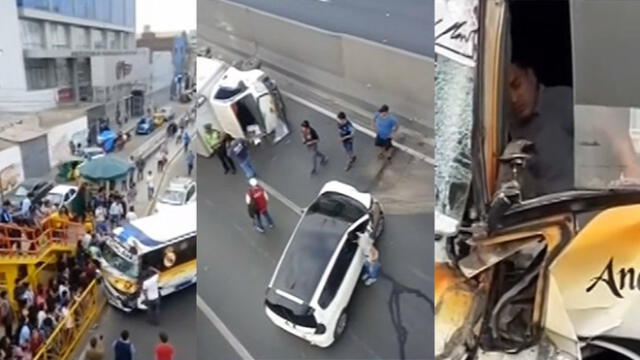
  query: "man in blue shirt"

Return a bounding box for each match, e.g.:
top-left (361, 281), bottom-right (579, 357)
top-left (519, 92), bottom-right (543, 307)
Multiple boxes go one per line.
top-left (0, 201), bottom-right (12, 224)
top-left (113, 329), bottom-right (135, 360)
top-left (182, 131), bottom-right (191, 153)
top-left (373, 104), bottom-right (399, 160)
top-left (227, 137), bottom-right (256, 179)
top-left (337, 112), bottom-right (357, 171)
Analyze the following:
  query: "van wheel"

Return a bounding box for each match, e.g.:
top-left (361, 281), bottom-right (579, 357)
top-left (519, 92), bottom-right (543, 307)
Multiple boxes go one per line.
top-left (334, 310), bottom-right (348, 340)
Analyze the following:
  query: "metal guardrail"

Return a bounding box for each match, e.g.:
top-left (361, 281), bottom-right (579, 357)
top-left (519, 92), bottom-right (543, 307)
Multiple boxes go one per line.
top-left (0, 219), bottom-right (84, 261)
top-left (34, 279), bottom-right (105, 360)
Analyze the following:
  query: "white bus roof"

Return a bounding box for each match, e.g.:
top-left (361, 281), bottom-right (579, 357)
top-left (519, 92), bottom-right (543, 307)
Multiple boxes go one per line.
top-left (112, 202), bottom-right (196, 254)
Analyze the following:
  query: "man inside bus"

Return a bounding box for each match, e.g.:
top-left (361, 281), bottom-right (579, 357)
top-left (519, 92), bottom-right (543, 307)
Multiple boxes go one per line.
top-left (507, 59), bottom-right (575, 198)
top-left (508, 60), bottom-right (640, 197)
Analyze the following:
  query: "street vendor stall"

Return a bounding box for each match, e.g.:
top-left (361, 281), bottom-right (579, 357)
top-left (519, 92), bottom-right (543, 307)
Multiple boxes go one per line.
top-left (78, 155), bottom-right (133, 194)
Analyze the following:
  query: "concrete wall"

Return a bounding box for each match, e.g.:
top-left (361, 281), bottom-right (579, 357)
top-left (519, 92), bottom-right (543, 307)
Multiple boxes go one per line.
top-left (0, 88), bottom-right (59, 113)
top-left (151, 51), bottom-right (173, 94)
top-left (47, 115), bottom-right (88, 167)
top-left (199, 0), bottom-right (433, 127)
top-left (0, 145), bottom-right (25, 195)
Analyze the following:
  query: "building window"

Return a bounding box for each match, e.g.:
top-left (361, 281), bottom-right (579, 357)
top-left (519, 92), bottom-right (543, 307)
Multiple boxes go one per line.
top-left (630, 109), bottom-right (640, 131)
top-left (20, 20), bottom-right (45, 49)
top-left (20, 0), bottom-right (49, 11)
top-left (50, 23), bottom-right (70, 49)
top-left (71, 26), bottom-right (90, 50)
top-left (92, 29), bottom-right (106, 49)
top-left (107, 31), bottom-right (118, 50)
top-left (122, 33), bottom-right (131, 50)
top-left (25, 59), bottom-right (55, 90)
top-left (54, 59), bottom-right (72, 87)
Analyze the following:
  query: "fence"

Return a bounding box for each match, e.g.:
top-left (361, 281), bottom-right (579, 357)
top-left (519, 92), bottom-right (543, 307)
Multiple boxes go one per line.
top-left (34, 279), bottom-right (105, 360)
top-left (0, 219), bottom-right (84, 259)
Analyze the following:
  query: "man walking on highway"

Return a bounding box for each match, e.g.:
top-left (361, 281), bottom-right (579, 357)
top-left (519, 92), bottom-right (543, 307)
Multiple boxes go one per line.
top-left (186, 150), bottom-right (195, 177)
top-left (337, 112), bottom-right (357, 171)
top-left (246, 178), bottom-right (274, 233)
top-left (182, 131), bottom-right (191, 153)
top-left (155, 332), bottom-right (175, 360)
top-left (228, 137), bottom-right (256, 179)
top-left (142, 267), bottom-right (161, 326)
top-left (203, 124), bottom-right (236, 175)
top-left (301, 120), bottom-right (328, 176)
top-left (146, 171), bottom-right (155, 201)
top-left (373, 104), bottom-right (399, 161)
top-left (83, 335), bottom-right (105, 360)
top-left (113, 330), bottom-right (135, 360)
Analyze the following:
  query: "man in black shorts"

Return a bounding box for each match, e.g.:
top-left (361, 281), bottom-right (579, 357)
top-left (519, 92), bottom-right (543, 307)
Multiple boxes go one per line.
top-left (373, 105), bottom-right (399, 160)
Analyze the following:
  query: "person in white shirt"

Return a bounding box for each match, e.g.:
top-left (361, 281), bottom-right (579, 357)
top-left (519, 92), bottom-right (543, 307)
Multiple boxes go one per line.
top-left (109, 201), bottom-right (123, 227)
top-left (146, 171), bottom-right (155, 201)
top-left (125, 206), bottom-right (137, 222)
top-left (142, 267), bottom-right (160, 325)
top-left (357, 232), bottom-right (381, 286)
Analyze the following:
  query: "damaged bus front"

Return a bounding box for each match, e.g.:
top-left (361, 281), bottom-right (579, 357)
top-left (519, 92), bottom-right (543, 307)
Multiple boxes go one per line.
top-left (436, 0), bottom-right (640, 359)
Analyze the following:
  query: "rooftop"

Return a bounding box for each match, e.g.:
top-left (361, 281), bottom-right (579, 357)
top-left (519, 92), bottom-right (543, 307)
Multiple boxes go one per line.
top-left (0, 103), bottom-right (96, 143)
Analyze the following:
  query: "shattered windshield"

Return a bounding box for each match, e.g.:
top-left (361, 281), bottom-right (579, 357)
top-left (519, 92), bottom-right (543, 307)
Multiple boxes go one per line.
top-left (434, 56), bottom-right (475, 226)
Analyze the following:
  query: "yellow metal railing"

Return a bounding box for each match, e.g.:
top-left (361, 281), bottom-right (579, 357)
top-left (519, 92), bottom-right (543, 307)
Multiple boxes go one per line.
top-left (34, 279), bottom-right (106, 360)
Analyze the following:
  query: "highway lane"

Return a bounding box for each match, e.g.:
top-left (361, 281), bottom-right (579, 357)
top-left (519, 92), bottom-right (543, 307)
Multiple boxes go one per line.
top-left (217, 0), bottom-right (434, 57)
top-left (197, 97), bottom-right (433, 359)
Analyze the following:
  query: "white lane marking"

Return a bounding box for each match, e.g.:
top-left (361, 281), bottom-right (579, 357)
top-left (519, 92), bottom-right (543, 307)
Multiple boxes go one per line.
top-left (258, 180), bottom-right (303, 214)
top-left (197, 295), bottom-right (256, 360)
top-left (282, 91), bottom-right (435, 165)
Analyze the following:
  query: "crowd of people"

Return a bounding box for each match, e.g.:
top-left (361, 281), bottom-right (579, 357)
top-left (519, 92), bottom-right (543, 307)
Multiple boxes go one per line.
top-left (0, 249), bottom-right (98, 359)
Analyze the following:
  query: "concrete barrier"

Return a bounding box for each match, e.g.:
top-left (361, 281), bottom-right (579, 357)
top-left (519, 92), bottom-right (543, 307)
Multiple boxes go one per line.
top-left (199, 0), bottom-right (433, 128)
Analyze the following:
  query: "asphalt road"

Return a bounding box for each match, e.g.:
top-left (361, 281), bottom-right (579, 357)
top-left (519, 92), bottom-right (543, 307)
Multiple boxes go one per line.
top-left (220, 0), bottom-right (434, 57)
top-left (197, 97), bottom-right (434, 359)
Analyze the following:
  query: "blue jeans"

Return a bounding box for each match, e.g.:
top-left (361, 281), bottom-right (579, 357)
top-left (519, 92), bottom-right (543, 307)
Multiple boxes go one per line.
top-left (342, 140), bottom-right (354, 157)
top-left (309, 144), bottom-right (327, 173)
top-left (239, 159), bottom-right (256, 179)
top-left (253, 210), bottom-right (274, 230)
top-left (363, 260), bottom-right (381, 280)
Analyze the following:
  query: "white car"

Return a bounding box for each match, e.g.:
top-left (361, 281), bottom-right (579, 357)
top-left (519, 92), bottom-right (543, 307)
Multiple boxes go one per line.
top-left (264, 181), bottom-right (385, 347)
top-left (81, 147), bottom-right (105, 161)
top-left (155, 177), bottom-right (196, 213)
top-left (45, 185), bottom-right (78, 209)
top-left (158, 106), bottom-right (175, 121)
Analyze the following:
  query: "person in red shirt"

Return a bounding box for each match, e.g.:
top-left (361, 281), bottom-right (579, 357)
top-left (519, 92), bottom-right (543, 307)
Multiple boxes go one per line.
top-left (155, 332), bottom-right (174, 360)
top-left (245, 178), bottom-right (275, 233)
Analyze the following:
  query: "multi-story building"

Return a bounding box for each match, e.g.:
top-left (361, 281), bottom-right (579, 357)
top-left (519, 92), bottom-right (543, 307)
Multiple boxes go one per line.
top-left (0, 0), bottom-right (150, 113)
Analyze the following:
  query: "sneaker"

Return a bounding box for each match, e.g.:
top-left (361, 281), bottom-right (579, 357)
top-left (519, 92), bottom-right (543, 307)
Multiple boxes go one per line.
top-left (310, 169), bottom-right (317, 176)
top-left (364, 278), bottom-right (377, 286)
top-left (255, 226), bottom-right (265, 233)
top-left (268, 223), bottom-right (275, 229)
top-left (345, 162), bottom-right (352, 171)
top-left (321, 156), bottom-right (329, 165)
top-left (361, 273), bottom-right (369, 281)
